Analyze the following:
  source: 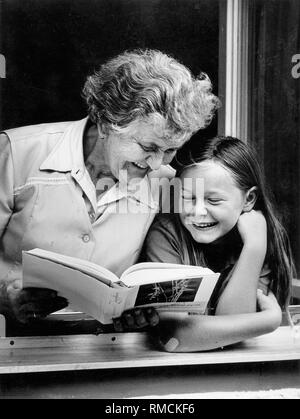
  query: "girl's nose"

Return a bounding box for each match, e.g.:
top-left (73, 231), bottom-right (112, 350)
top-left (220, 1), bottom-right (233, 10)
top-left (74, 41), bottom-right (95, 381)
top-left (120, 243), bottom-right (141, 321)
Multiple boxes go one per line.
top-left (147, 152), bottom-right (164, 170)
top-left (194, 200), bottom-right (208, 217)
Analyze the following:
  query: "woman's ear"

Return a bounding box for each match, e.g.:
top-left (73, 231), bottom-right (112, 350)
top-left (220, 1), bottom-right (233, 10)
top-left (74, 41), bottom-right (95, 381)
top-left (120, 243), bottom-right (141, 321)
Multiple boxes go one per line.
top-left (243, 187), bottom-right (258, 213)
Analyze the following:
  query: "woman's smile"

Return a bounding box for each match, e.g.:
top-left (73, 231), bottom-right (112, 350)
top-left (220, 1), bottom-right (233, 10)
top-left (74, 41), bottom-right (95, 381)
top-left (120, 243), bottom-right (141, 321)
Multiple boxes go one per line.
top-left (132, 161), bottom-right (149, 170)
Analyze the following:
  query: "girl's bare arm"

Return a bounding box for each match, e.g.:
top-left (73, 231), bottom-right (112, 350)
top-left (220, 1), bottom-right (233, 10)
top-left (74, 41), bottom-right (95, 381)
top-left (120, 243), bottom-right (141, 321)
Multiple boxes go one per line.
top-left (216, 211), bottom-right (268, 315)
top-left (156, 292), bottom-right (282, 352)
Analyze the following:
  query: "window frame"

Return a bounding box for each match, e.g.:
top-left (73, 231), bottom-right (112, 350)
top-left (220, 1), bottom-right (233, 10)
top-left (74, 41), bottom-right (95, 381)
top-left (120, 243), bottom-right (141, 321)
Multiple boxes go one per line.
top-left (218, 0), bottom-right (251, 142)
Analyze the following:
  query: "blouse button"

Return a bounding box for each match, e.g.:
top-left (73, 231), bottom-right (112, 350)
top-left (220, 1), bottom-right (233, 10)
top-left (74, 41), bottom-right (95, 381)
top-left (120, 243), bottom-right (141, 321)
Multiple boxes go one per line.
top-left (82, 234), bottom-right (90, 243)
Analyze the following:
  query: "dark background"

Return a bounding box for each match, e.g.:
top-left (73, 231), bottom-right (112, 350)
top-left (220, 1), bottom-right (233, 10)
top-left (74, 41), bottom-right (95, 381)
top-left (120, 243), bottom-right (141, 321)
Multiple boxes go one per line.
top-left (250, 0), bottom-right (300, 273)
top-left (0, 0), bottom-right (219, 135)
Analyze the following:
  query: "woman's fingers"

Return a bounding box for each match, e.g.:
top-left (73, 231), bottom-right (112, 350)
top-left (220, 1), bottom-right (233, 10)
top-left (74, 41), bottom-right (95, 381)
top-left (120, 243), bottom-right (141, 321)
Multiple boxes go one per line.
top-left (145, 307), bottom-right (160, 326)
top-left (113, 307), bottom-right (160, 332)
top-left (113, 318), bottom-right (125, 332)
top-left (123, 312), bottom-right (136, 329)
top-left (17, 288), bottom-right (58, 304)
top-left (133, 309), bottom-right (148, 328)
top-left (7, 288), bottom-right (68, 323)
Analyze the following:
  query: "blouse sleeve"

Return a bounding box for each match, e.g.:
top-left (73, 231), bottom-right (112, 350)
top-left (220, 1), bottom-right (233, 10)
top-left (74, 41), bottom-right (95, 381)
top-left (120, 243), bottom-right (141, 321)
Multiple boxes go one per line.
top-left (142, 217), bottom-right (183, 264)
top-left (0, 134), bottom-right (14, 239)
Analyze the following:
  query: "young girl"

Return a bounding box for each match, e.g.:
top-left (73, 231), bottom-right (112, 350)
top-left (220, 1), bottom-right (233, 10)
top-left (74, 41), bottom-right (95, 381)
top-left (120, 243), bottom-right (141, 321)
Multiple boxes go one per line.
top-left (114, 137), bottom-right (295, 352)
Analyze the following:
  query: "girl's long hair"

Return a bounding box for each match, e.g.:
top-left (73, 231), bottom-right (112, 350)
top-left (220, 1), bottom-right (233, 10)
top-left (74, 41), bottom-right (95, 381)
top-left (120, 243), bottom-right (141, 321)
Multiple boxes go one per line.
top-left (173, 136), bottom-right (296, 309)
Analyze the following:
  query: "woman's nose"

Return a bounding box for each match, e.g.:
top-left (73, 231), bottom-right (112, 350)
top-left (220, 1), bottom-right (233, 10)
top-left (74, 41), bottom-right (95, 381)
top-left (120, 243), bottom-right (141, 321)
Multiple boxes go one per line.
top-left (163, 151), bottom-right (176, 165)
top-left (147, 153), bottom-right (164, 170)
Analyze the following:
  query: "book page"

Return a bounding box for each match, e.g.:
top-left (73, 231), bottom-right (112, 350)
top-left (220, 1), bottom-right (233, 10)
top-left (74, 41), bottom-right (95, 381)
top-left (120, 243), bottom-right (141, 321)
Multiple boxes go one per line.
top-left (22, 252), bottom-right (137, 324)
top-left (121, 264), bottom-right (220, 315)
top-left (24, 249), bottom-right (119, 284)
top-left (132, 273), bottom-right (220, 315)
top-left (121, 263), bottom-right (216, 286)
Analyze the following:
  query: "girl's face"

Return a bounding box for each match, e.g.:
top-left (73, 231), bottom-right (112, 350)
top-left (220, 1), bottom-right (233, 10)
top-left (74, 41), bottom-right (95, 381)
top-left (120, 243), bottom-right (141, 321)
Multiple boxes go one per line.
top-left (179, 161), bottom-right (249, 244)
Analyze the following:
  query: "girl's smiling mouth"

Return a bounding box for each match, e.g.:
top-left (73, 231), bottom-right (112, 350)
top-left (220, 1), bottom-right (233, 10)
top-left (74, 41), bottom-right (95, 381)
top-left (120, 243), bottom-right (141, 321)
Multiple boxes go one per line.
top-left (191, 222), bottom-right (219, 230)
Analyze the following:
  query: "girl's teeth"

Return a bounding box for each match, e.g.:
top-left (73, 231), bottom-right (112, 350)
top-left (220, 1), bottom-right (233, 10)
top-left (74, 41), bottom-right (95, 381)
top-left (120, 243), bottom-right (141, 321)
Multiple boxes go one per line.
top-left (194, 222), bottom-right (217, 228)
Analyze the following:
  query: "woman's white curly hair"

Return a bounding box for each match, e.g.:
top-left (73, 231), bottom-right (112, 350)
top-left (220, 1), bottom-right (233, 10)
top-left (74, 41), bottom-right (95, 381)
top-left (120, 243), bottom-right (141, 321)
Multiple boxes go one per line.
top-left (82, 49), bottom-right (220, 139)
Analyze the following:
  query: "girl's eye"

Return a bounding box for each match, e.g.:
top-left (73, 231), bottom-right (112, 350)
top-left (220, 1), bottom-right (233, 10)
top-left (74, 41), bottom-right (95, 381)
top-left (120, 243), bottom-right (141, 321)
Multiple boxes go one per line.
top-left (208, 199), bottom-right (222, 205)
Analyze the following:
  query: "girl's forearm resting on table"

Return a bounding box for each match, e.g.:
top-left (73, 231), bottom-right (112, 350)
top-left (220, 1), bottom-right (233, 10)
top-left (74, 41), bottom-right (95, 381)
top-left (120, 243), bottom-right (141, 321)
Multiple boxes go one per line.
top-left (216, 243), bottom-right (266, 315)
top-left (156, 308), bottom-right (282, 353)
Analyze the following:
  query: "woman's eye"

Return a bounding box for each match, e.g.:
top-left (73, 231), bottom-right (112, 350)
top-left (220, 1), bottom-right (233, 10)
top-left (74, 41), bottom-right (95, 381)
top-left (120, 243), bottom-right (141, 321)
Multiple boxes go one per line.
top-left (138, 143), bottom-right (157, 153)
top-left (138, 143), bottom-right (150, 152)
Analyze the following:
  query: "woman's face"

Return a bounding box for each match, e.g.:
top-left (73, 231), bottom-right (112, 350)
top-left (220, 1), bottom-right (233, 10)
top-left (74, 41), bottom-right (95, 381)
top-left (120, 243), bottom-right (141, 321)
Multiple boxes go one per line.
top-left (179, 161), bottom-right (248, 244)
top-left (103, 118), bottom-right (186, 183)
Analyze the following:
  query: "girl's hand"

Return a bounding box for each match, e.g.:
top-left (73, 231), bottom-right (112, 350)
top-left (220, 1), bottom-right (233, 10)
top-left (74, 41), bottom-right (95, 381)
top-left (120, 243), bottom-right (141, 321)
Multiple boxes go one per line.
top-left (113, 307), bottom-right (160, 332)
top-left (257, 289), bottom-right (280, 311)
top-left (237, 210), bottom-right (267, 249)
top-left (157, 291), bottom-right (283, 353)
top-left (257, 290), bottom-right (282, 329)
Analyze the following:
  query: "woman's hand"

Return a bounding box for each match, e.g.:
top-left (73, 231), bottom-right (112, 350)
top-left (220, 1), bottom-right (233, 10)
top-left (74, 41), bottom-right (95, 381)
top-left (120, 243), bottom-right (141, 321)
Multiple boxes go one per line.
top-left (237, 210), bottom-right (267, 250)
top-left (5, 286), bottom-right (68, 324)
top-left (113, 307), bottom-right (160, 332)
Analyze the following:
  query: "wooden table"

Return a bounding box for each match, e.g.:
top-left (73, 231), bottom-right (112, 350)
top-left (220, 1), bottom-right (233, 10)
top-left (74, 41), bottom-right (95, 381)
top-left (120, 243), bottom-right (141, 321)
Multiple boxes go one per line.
top-left (0, 327), bottom-right (300, 398)
top-left (293, 279), bottom-right (300, 300)
top-left (0, 327), bottom-right (300, 374)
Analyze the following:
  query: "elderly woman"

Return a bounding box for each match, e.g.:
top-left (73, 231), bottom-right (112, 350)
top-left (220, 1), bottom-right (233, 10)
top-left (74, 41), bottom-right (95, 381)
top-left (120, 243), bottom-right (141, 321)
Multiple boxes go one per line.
top-left (0, 49), bottom-right (219, 324)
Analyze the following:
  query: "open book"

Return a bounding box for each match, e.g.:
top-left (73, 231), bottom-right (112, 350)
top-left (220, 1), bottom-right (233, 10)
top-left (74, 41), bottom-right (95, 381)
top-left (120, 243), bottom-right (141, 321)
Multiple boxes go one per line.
top-left (22, 249), bottom-right (220, 325)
